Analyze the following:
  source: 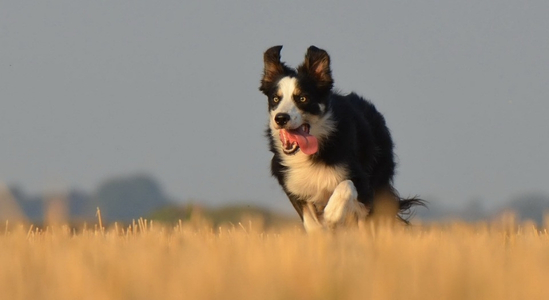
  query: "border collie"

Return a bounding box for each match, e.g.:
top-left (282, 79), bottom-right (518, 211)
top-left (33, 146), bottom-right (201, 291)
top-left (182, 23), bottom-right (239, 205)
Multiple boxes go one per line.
top-left (260, 45), bottom-right (422, 231)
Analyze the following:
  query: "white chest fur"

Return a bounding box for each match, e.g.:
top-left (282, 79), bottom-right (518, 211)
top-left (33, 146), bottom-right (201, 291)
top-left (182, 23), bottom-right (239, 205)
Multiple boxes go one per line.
top-left (282, 153), bottom-right (348, 205)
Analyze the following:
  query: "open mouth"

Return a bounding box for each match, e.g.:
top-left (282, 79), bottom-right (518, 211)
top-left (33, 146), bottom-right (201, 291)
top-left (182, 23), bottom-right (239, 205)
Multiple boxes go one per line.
top-left (279, 124), bottom-right (318, 155)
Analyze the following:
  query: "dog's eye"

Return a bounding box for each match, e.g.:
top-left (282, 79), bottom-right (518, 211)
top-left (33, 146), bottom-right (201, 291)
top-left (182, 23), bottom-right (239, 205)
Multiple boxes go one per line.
top-left (299, 96), bottom-right (307, 103)
top-left (273, 96), bottom-right (280, 103)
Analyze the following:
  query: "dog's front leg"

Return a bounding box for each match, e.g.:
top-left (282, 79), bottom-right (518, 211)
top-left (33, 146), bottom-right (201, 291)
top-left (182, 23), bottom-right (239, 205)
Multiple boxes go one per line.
top-left (302, 203), bottom-right (324, 232)
top-left (323, 180), bottom-right (369, 229)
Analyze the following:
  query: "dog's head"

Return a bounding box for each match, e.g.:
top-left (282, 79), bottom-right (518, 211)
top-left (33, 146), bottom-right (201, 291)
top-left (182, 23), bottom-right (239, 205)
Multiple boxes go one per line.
top-left (259, 46), bottom-right (334, 156)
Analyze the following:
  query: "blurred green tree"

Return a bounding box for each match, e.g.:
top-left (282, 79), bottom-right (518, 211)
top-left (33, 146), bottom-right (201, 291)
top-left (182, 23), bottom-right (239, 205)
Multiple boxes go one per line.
top-left (95, 174), bottom-right (169, 221)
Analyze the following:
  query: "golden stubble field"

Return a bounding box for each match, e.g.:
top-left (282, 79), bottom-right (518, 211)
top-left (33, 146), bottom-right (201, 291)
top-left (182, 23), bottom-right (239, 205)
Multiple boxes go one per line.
top-left (1, 215), bottom-right (548, 300)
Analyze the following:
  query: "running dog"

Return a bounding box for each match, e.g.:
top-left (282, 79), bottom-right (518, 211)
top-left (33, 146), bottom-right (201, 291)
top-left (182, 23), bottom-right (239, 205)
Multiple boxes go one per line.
top-left (260, 45), bottom-right (422, 231)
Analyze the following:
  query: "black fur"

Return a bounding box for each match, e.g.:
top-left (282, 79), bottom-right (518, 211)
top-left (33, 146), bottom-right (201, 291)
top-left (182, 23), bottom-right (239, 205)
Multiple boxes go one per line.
top-left (260, 45), bottom-right (424, 223)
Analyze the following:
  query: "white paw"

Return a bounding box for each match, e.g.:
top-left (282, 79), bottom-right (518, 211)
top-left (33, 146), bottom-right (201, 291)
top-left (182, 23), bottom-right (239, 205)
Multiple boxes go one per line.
top-left (323, 180), bottom-right (359, 228)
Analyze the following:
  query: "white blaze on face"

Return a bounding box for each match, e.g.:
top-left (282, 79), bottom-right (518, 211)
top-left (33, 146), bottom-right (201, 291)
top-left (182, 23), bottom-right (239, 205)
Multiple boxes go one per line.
top-left (271, 76), bottom-right (303, 130)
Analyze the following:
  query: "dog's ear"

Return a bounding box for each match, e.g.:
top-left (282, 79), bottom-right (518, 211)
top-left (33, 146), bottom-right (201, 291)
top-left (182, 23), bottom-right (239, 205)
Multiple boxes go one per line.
top-left (298, 46), bottom-right (333, 91)
top-left (261, 45), bottom-right (285, 87)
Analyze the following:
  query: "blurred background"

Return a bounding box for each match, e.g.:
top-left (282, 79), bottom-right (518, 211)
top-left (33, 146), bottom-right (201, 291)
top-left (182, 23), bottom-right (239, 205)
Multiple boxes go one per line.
top-left (1, 1), bottom-right (548, 225)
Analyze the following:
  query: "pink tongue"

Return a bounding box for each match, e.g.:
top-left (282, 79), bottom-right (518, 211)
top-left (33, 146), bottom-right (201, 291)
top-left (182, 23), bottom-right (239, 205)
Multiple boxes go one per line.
top-left (280, 129), bottom-right (319, 155)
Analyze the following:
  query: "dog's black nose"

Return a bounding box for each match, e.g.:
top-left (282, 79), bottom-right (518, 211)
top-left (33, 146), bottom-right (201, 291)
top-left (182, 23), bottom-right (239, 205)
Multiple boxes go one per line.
top-left (274, 113), bottom-right (291, 126)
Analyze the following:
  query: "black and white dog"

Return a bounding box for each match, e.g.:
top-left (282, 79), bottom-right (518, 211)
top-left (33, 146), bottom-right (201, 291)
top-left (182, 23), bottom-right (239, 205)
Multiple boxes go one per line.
top-left (260, 45), bottom-right (422, 231)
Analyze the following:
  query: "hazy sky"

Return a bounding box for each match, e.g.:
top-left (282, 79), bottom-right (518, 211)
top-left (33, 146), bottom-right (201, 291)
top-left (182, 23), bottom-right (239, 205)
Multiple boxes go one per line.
top-left (1, 1), bottom-right (548, 212)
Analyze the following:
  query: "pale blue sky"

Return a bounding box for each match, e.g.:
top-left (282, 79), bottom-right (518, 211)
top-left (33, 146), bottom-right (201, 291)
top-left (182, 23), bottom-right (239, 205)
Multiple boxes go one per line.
top-left (1, 1), bottom-right (548, 212)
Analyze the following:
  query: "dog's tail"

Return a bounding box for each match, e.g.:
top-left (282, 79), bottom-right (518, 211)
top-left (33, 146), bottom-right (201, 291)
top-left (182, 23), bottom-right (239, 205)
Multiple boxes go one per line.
top-left (371, 185), bottom-right (427, 223)
top-left (397, 196), bottom-right (427, 224)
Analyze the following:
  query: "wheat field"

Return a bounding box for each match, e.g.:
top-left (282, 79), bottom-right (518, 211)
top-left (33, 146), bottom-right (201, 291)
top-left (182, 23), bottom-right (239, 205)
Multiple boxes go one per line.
top-left (1, 214), bottom-right (548, 300)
